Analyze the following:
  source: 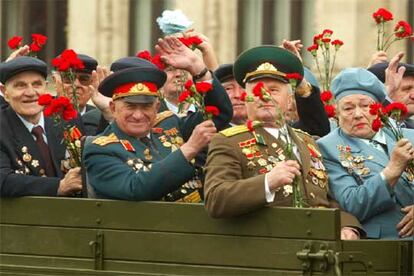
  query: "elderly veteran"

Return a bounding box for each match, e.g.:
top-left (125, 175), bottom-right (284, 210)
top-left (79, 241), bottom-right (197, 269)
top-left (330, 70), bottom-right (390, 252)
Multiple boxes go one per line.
top-left (0, 57), bottom-right (82, 197)
top-left (368, 53), bottom-right (414, 129)
top-left (52, 54), bottom-right (98, 115)
top-left (204, 46), bottom-right (363, 240)
top-left (317, 68), bottom-right (414, 239)
top-left (83, 66), bottom-right (218, 201)
top-left (214, 63), bottom-right (329, 137)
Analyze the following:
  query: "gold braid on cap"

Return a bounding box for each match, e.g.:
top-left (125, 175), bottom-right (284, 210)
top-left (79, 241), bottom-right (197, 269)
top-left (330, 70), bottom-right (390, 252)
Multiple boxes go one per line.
top-left (243, 62), bottom-right (286, 83)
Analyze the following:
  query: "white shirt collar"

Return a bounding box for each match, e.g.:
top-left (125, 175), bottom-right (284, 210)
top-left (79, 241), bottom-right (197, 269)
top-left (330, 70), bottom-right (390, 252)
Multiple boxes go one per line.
top-left (359, 129), bottom-right (386, 145)
top-left (16, 113), bottom-right (45, 134)
top-left (164, 99), bottom-right (196, 115)
top-left (264, 125), bottom-right (289, 141)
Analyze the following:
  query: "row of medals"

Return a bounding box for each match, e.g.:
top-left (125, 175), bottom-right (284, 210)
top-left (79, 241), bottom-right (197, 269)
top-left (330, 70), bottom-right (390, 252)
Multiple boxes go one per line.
top-left (240, 140), bottom-right (294, 197)
top-left (240, 139), bottom-right (327, 193)
top-left (16, 146), bottom-right (45, 176)
top-left (338, 145), bottom-right (372, 177)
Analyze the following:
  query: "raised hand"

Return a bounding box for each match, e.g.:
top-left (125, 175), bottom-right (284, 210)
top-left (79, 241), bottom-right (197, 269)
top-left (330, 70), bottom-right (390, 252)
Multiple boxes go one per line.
top-left (155, 36), bottom-right (208, 77)
top-left (89, 66), bottom-right (113, 120)
top-left (5, 45), bottom-right (30, 62)
top-left (367, 51), bottom-right (388, 68)
top-left (385, 52), bottom-right (406, 99)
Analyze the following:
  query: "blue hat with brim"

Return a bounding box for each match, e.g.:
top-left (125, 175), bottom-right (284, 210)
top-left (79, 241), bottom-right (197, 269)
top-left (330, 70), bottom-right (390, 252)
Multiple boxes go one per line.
top-left (331, 68), bottom-right (386, 103)
top-left (0, 56), bottom-right (47, 84)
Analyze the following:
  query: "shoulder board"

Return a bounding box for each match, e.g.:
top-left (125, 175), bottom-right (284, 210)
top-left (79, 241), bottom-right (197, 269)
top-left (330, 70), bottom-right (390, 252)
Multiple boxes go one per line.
top-left (292, 128), bottom-right (312, 137)
top-left (92, 133), bottom-right (119, 146)
top-left (154, 110), bottom-right (174, 125)
top-left (220, 125), bottom-right (249, 137)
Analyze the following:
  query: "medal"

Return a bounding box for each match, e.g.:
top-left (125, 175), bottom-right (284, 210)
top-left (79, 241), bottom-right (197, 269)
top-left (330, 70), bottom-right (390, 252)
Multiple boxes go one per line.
top-left (257, 158), bottom-right (267, 166)
top-left (163, 141), bottom-right (172, 148)
top-left (143, 149), bottom-right (152, 160)
top-left (31, 160), bottom-right (39, 168)
top-left (23, 153), bottom-right (32, 162)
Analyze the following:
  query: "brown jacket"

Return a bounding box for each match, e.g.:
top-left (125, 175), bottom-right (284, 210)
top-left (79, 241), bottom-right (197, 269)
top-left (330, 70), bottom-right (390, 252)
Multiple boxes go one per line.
top-left (204, 125), bottom-right (362, 232)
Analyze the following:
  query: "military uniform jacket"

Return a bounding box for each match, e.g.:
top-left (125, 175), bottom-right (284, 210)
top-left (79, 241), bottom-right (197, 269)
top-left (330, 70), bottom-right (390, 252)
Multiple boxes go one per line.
top-left (84, 112), bottom-right (199, 201)
top-left (317, 127), bottom-right (414, 239)
top-left (0, 107), bottom-right (66, 196)
top-left (204, 125), bottom-right (362, 232)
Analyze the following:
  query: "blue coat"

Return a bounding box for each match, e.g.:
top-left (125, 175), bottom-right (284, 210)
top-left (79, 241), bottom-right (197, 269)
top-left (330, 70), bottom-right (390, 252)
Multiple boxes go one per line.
top-left (317, 127), bottom-right (414, 239)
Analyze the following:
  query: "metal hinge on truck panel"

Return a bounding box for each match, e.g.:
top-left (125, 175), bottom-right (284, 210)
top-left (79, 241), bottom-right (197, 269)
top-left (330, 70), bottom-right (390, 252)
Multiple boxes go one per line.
top-left (89, 231), bottom-right (104, 270)
top-left (296, 242), bottom-right (374, 276)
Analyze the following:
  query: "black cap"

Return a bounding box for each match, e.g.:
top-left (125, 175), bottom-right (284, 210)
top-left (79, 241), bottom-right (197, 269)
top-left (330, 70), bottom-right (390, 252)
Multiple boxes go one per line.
top-left (76, 54), bottom-right (98, 73)
top-left (214, 64), bottom-right (234, 83)
top-left (110, 57), bottom-right (157, 72)
top-left (368, 62), bottom-right (414, 83)
top-left (99, 66), bottom-right (167, 103)
top-left (0, 56), bottom-right (47, 84)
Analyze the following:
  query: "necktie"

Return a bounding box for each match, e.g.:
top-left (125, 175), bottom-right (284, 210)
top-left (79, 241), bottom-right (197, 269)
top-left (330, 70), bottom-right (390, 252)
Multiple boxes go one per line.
top-left (140, 137), bottom-right (151, 147)
top-left (31, 126), bottom-right (56, 177)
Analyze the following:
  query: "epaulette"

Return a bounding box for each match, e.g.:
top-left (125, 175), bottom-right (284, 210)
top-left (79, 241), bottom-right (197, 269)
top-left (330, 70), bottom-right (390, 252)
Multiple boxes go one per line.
top-left (220, 125), bottom-right (249, 137)
top-left (154, 110), bottom-right (174, 125)
top-left (292, 128), bottom-right (312, 137)
top-left (92, 133), bottom-right (119, 146)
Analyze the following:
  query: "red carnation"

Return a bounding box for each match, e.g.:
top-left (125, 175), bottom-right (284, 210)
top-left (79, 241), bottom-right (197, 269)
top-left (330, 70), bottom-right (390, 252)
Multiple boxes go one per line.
top-left (322, 38), bottom-right (331, 44)
top-left (307, 44), bottom-right (318, 56)
top-left (151, 54), bottom-right (165, 70)
top-left (29, 34), bottom-right (47, 52)
top-left (394, 21), bottom-right (413, 38)
top-left (184, 80), bottom-right (193, 90)
top-left (205, 105), bottom-right (220, 116)
top-left (136, 50), bottom-right (152, 60)
top-left (178, 90), bottom-right (192, 103)
top-left (240, 92), bottom-right (247, 102)
top-left (331, 39), bottom-right (344, 50)
top-left (313, 34), bottom-right (323, 45)
top-left (252, 82), bottom-right (265, 98)
top-left (31, 34), bottom-right (47, 46)
top-left (320, 90), bottom-right (333, 102)
top-left (195, 82), bottom-right (213, 94)
top-left (384, 102), bottom-right (408, 118)
top-left (372, 118), bottom-right (383, 132)
top-left (369, 103), bottom-right (383, 116)
top-left (62, 106), bottom-right (78, 121)
top-left (179, 36), bottom-right (203, 49)
top-left (38, 94), bottom-right (53, 106)
top-left (372, 8), bottom-right (393, 24)
top-left (324, 105), bottom-right (336, 118)
top-left (29, 42), bottom-right (42, 52)
top-left (52, 49), bottom-right (84, 72)
top-left (7, 36), bottom-right (23, 49)
top-left (322, 29), bottom-right (333, 37)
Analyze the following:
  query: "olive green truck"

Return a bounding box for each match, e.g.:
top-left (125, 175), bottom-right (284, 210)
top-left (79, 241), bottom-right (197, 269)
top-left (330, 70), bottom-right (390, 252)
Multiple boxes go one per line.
top-left (0, 197), bottom-right (412, 275)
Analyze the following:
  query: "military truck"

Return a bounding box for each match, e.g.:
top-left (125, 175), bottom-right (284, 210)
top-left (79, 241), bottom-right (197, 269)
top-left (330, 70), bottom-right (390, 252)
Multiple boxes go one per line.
top-left (0, 197), bottom-right (412, 275)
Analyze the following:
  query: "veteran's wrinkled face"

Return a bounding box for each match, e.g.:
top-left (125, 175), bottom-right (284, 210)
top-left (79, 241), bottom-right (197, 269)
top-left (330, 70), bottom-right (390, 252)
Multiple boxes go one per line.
top-left (245, 78), bottom-right (291, 127)
top-left (54, 71), bottom-right (93, 111)
top-left (337, 94), bottom-right (377, 139)
top-left (110, 98), bottom-right (160, 138)
top-left (2, 71), bottom-right (46, 124)
top-left (162, 66), bottom-right (190, 104)
top-left (392, 75), bottom-right (414, 116)
top-left (222, 78), bottom-right (247, 125)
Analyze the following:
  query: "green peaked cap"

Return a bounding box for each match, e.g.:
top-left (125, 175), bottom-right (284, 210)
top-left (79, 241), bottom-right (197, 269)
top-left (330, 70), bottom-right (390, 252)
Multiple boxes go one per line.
top-left (233, 45), bottom-right (304, 88)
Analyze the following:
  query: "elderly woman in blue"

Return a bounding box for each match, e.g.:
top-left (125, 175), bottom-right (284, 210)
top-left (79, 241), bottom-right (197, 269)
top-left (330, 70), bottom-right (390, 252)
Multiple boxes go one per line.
top-left (317, 67), bottom-right (414, 239)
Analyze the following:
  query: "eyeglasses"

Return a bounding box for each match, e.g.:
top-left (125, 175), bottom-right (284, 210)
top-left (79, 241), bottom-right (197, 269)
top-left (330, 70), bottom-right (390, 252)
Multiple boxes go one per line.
top-left (61, 73), bottom-right (92, 86)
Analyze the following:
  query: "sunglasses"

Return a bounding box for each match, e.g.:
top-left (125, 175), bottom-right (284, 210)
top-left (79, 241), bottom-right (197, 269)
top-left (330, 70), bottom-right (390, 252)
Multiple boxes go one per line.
top-left (61, 73), bottom-right (92, 86)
